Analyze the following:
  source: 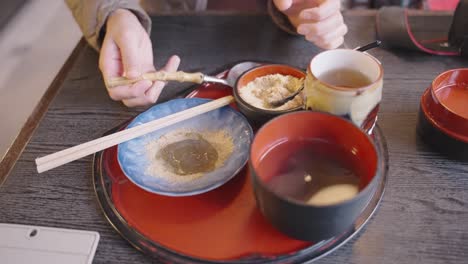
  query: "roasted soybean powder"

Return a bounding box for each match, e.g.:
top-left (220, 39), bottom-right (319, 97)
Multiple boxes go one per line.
top-left (239, 74), bottom-right (304, 110)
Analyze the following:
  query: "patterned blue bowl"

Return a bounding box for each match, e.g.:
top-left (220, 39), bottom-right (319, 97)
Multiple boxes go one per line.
top-left (117, 98), bottom-right (253, 196)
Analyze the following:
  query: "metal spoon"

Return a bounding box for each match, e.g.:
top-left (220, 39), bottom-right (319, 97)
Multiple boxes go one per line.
top-left (354, 40), bottom-right (382, 52)
top-left (225, 62), bottom-right (261, 86)
top-left (185, 61), bottom-right (261, 87)
top-left (268, 40), bottom-right (382, 108)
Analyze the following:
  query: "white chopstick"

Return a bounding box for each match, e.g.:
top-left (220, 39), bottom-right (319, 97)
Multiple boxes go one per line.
top-left (35, 95), bottom-right (234, 173)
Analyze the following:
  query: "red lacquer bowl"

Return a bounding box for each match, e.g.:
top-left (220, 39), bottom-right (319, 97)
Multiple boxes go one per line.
top-left (418, 68), bottom-right (468, 159)
top-left (250, 112), bottom-right (380, 242)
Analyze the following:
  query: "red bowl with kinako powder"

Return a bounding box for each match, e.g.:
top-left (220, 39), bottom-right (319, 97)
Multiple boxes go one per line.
top-left (233, 64), bottom-right (305, 127)
top-left (249, 111), bottom-right (381, 242)
top-left (417, 68), bottom-right (468, 159)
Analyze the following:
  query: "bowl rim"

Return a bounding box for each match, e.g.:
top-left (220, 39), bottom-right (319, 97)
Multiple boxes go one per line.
top-left (249, 110), bottom-right (381, 208)
top-left (430, 68), bottom-right (468, 121)
top-left (234, 64), bottom-right (306, 114)
top-left (420, 87), bottom-right (468, 143)
top-left (307, 49), bottom-right (384, 93)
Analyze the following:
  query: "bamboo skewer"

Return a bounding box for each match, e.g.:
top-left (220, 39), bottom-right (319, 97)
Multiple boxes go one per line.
top-left (35, 96), bottom-right (234, 173)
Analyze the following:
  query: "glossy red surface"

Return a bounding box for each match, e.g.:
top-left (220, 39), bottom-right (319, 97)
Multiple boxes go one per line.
top-left (421, 69), bottom-right (468, 142)
top-left (187, 82), bottom-right (238, 110)
top-left (108, 82), bottom-right (313, 261)
top-left (250, 112), bottom-right (378, 189)
top-left (435, 83), bottom-right (468, 119)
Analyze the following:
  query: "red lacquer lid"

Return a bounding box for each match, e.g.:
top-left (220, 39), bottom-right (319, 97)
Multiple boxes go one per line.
top-left (420, 68), bottom-right (468, 143)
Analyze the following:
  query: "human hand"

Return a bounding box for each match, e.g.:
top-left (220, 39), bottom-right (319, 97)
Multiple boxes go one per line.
top-left (99, 9), bottom-right (180, 107)
top-left (273, 0), bottom-right (347, 49)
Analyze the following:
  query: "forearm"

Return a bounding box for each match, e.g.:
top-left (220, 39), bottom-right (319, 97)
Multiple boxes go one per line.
top-left (65, 0), bottom-right (152, 51)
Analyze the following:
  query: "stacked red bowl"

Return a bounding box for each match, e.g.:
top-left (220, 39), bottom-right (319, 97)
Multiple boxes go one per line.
top-left (418, 68), bottom-right (468, 160)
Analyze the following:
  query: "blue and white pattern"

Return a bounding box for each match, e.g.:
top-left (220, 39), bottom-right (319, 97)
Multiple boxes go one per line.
top-left (117, 98), bottom-right (253, 196)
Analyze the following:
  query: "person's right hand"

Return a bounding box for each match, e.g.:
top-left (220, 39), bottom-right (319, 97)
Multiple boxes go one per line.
top-left (273, 0), bottom-right (347, 50)
top-left (99, 9), bottom-right (180, 107)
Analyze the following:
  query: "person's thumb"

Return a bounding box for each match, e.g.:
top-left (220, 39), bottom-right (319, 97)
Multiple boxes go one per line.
top-left (117, 37), bottom-right (142, 79)
top-left (273, 0), bottom-right (293, 11)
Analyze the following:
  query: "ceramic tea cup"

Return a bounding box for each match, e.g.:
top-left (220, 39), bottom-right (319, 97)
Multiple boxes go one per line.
top-left (249, 111), bottom-right (382, 242)
top-left (303, 49), bottom-right (383, 133)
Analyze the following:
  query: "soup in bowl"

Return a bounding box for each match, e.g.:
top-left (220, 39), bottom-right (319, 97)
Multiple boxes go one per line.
top-left (249, 111), bottom-right (381, 242)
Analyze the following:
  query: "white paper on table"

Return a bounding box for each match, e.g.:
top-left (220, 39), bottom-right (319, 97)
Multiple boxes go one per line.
top-left (0, 223), bottom-right (99, 264)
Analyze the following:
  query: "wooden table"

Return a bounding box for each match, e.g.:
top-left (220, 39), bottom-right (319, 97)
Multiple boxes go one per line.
top-left (1, 11), bottom-right (468, 264)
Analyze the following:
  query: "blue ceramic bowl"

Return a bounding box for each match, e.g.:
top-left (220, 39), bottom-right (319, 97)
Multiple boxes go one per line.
top-left (117, 98), bottom-right (253, 196)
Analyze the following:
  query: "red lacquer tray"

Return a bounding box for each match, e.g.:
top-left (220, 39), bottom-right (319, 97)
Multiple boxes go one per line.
top-left (93, 62), bottom-right (389, 263)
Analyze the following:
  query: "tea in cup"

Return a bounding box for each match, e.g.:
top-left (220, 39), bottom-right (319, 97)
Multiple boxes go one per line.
top-left (303, 49), bottom-right (383, 133)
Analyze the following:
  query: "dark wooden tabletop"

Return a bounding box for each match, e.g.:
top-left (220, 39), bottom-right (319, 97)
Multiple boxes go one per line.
top-left (1, 11), bottom-right (468, 264)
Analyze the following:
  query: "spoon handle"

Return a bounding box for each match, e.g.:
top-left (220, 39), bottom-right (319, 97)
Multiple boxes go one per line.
top-left (354, 40), bottom-right (382, 52)
top-left (106, 71), bottom-right (204, 88)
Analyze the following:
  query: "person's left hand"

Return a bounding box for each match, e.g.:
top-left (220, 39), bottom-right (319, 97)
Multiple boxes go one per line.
top-left (273, 0), bottom-right (347, 49)
top-left (99, 9), bottom-right (180, 107)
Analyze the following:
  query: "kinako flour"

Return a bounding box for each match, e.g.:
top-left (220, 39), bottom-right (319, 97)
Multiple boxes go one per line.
top-left (239, 74), bottom-right (304, 110)
top-left (145, 129), bottom-right (234, 183)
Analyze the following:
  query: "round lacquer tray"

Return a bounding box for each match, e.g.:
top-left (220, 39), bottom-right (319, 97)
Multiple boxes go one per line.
top-left (93, 62), bottom-right (389, 264)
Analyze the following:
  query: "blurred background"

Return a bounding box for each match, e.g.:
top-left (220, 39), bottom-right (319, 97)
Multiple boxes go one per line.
top-left (0, 0), bottom-right (458, 161)
top-left (0, 0), bottom-right (80, 161)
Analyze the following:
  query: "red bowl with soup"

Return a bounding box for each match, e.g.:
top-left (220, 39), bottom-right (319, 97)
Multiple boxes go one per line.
top-left (249, 111), bottom-right (382, 242)
top-left (417, 68), bottom-right (468, 160)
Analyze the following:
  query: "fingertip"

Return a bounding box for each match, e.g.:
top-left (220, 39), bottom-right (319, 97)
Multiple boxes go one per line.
top-left (164, 55), bottom-right (181, 72)
top-left (149, 95), bottom-right (158, 104)
top-left (145, 87), bottom-right (159, 104)
top-left (146, 80), bottom-right (166, 104)
top-left (334, 37), bottom-right (345, 49)
top-left (169, 55), bottom-right (181, 70)
top-left (273, 0), bottom-right (293, 11)
top-left (170, 54), bottom-right (181, 64)
top-left (343, 25), bottom-right (349, 36)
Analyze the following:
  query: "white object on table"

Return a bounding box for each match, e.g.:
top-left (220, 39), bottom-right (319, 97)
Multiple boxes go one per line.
top-left (0, 223), bottom-right (99, 264)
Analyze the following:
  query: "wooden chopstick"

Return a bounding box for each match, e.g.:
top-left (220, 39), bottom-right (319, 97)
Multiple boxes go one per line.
top-left (35, 96), bottom-right (234, 173)
top-left (36, 95), bottom-right (232, 167)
